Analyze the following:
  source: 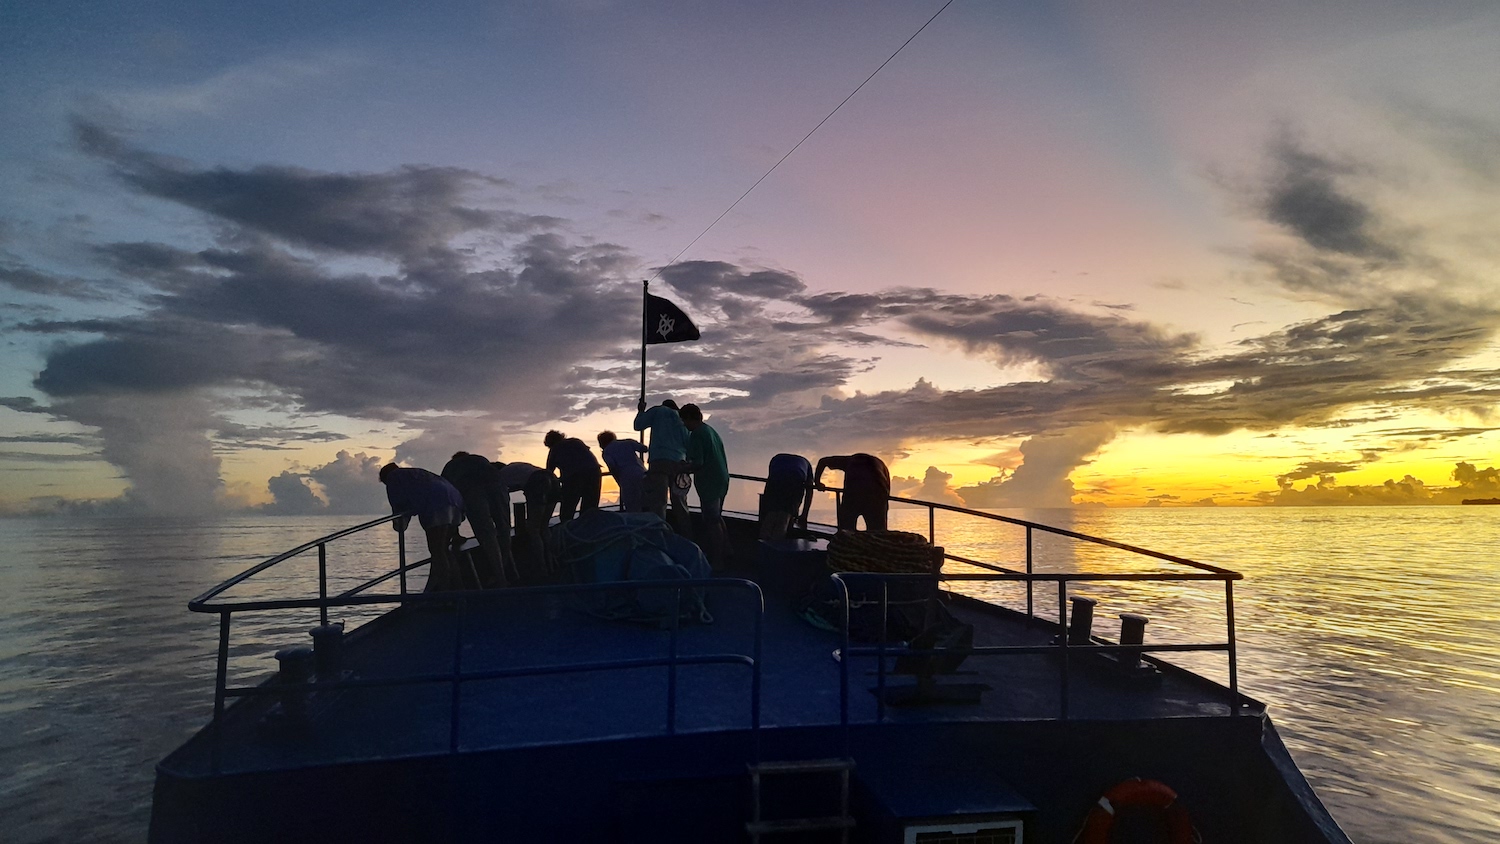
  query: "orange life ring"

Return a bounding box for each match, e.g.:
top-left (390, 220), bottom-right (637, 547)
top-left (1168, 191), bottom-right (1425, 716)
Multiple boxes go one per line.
top-left (1074, 777), bottom-right (1198, 844)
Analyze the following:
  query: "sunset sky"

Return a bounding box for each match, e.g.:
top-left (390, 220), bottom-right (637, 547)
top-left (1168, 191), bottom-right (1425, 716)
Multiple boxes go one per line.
top-left (3, 0), bottom-right (1500, 515)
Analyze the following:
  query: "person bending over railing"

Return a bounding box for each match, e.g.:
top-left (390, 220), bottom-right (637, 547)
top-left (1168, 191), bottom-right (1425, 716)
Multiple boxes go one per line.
top-left (378, 463), bottom-right (468, 591)
top-left (760, 453), bottom-right (815, 540)
top-left (814, 453), bottom-right (890, 532)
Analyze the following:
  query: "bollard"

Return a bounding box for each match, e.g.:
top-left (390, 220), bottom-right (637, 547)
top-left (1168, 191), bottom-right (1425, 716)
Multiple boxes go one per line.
top-left (1119, 613), bottom-right (1149, 669)
top-left (275, 646), bottom-right (315, 721)
top-left (308, 622), bottom-right (344, 680)
top-left (1067, 596), bottom-right (1098, 645)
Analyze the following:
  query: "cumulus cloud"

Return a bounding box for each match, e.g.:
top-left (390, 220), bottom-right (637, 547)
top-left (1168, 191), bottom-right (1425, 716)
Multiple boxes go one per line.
top-left (956, 425), bottom-right (1117, 509)
top-left (1257, 461), bottom-right (1500, 506)
top-left (262, 450), bottom-right (388, 514)
top-left (891, 466), bottom-right (965, 507)
top-left (48, 392), bottom-right (223, 515)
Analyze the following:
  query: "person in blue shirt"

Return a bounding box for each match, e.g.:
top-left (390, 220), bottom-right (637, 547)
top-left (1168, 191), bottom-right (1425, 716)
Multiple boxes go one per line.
top-left (597, 430), bottom-right (648, 512)
top-left (633, 397), bottom-right (694, 536)
top-left (544, 430), bottom-right (602, 523)
top-left (760, 453), bottom-right (815, 540)
top-left (495, 460), bottom-right (556, 583)
top-left (378, 463), bottom-right (469, 591)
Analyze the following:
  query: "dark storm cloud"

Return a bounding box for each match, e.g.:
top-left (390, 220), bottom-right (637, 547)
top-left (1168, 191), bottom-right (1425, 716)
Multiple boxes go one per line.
top-left (1152, 295), bottom-right (1500, 434)
top-left (657, 261), bottom-right (807, 306)
top-left (1375, 426), bottom-right (1500, 441)
top-left (0, 432), bottom-right (97, 446)
top-left (897, 295), bottom-right (1196, 383)
top-left (73, 119), bottom-right (548, 266)
top-left (1263, 136), bottom-right (1396, 261)
top-left (0, 260), bottom-right (111, 300)
top-left (92, 241), bottom-right (211, 289)
top-left (0, 396), bottom-right (51, 414)
top-left (212, 420), bottom-right (349, 451)
top-left (0, 451), bottom-right (104, 463)
top-left (1277, 460), bottom-right (1366, 484)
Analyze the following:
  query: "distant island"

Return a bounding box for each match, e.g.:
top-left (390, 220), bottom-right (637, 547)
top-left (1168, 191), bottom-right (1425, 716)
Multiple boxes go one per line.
top-left (1461, 498), bottom-right (1500, 505)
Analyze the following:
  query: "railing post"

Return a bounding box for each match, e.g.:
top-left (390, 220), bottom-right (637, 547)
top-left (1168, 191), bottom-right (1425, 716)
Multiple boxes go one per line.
top-left (449, 595), bottom-right (465, 753)
top-left (396, 527), bottom-right (408, 596)
top-left (317, 543), bottom-right (329, 627)
top-left (1026, 527), bottom-right (1035, 620)
top-left (1057, 580), bottom-right (1069, 720)
top-left (668, 587), bottom-right (682, 734)
top-left (836, 577), bottom-right (851, 744)
top-left (1226, 578), bottom-right (1239, 714)
top-left (211, 611), bottom-right (231, 773)
top-left (927, 505), bottom-right (935, 545)
top-left (876, 579), bottom-right (889, 724)
top-left (751, 584), bottom-right (764, 763)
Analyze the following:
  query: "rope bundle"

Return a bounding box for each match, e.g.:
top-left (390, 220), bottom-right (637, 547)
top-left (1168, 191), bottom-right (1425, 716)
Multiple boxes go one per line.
top-left (827, 529), bottom-right (936, 574)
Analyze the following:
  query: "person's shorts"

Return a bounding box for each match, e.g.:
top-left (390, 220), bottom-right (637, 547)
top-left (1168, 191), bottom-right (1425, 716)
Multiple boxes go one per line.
top-left (419, 505), bottom-right (463, 530)
top-left (762, 477), bottom-right (806, 513)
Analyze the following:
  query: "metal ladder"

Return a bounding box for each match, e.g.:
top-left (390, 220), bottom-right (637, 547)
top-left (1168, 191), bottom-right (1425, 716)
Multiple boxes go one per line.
top-left (746, 758), bottom-right (856, 843)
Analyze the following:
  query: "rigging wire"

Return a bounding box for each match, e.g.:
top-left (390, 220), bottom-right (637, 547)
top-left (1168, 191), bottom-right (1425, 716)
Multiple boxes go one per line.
top-left (647, 0), bottom-right (957, 282)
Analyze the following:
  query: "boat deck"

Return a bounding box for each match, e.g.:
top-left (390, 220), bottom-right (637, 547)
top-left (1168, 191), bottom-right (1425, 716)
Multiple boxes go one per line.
top-left (162, 562), bottom-right (1250, 778)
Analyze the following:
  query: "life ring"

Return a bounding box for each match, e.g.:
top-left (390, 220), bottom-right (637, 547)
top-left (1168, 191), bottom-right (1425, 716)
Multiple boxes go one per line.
top-left (1074, 777), bottom-right (1198, 844)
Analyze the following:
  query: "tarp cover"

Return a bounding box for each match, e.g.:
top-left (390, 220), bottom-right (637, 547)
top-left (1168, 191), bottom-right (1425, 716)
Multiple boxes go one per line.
top-left (553, 509), bottom-right (712, 623)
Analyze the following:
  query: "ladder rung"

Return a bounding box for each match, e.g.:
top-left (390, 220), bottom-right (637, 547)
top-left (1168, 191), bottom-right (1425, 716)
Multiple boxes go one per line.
top-left (749, 758), bottom-right (854, 775)
top-left (747, 816), bottom-right (857, 835)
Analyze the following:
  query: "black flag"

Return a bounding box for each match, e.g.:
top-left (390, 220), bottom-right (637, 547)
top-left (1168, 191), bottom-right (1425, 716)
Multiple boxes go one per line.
top-left (644, 293), bottom-right (701, 344)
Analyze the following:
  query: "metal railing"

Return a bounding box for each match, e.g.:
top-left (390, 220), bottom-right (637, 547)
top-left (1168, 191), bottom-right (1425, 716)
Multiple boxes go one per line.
top-left (187, 472), bottom-right (1245, 771)
top-left (830, 572), bottom-right (1241, 731)
top-left (188, 516), bottom-right (765, 772)
top-left (726, 471), bottom-right (1244, 724)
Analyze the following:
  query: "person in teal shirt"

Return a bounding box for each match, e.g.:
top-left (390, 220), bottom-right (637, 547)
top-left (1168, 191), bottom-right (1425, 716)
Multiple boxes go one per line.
top-left (680, 403), bottom-right (729, 570)
top-left (633, 397), bottom-right (694, 535)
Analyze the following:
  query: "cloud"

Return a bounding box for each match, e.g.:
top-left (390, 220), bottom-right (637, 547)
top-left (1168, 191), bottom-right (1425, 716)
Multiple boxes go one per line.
top-left (1276, 458), bottom-right (1372, 487)
top-left (1263, 135), bottom-right (1397, 262)
top-left (1257, 461), bottom-right (1500, 506)
top-left (0, 260), bottom-right (112, 300)
top-left (20, 108), bottom-right (1500, 513)
top-left (262, 450), bottom-right (388, 515)
top-left (308, 450), bottom-right (389, 514)
top-left (955, 425), bottom-right (1116, 509)
top-left (74, 119), bottom-right (531, 268)
top-left (263, 471), bottom-right (324, 515)
top-left (891, 466), bottom-right (965, 507)
top-left (48, 392), bottom-right (223, 515)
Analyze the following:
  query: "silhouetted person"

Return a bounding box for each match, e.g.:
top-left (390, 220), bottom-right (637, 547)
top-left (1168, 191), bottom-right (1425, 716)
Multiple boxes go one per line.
top-left (496, 460), bottom-right (555, 582)
top-left (598, 430), bottom-right (648, 512)
top-left (634, 397), bottom-right (694, 535)
top-left (760, 453), bottom-right (815, 540)
top-left (379, 463), bottom-right (468, 591)
top-left (545, 430), bottom-right (602, 522)
top-left (441, 451), bottom-right (513, 588)
top-left (814, 453), bottom-right (890, 532)
top-left (680, 403), bottom-right (729, 570)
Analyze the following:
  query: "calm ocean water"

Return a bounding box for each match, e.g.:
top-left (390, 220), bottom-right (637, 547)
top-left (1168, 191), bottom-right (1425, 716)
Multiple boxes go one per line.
top-left (1, 506), bottom-right (1497, 843)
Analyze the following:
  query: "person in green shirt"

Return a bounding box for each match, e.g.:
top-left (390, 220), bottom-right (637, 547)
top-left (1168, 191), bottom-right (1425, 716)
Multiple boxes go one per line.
top-left (680, 403), bottom-right (729, 571)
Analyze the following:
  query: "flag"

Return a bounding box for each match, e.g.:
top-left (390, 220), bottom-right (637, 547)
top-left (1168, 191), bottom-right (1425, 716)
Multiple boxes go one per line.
top-left (644, 293), bottom-right (701, 344)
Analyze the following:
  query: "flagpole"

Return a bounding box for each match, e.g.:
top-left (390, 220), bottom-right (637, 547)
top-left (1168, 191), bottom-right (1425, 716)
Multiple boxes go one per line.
top-left (640, 280), bottom-right (648, 405)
